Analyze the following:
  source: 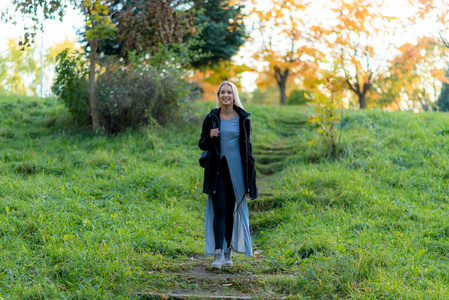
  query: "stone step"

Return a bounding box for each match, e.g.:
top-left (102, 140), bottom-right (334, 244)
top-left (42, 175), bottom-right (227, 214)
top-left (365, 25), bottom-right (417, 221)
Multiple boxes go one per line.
top-left (255, 154), bottom-right (286, 165)
top-left (248, 196), bottom-right (285, 212)
top-left (256, 161), bottom-right (286, 175)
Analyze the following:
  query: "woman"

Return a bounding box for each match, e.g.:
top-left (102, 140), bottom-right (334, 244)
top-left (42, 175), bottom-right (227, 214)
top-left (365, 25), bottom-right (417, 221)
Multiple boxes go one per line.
top-left (198, 81), bottom-right (258, 269)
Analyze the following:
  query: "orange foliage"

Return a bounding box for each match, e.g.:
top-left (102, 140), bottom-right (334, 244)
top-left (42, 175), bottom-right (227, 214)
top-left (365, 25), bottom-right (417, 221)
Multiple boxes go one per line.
top-left (248, 0), bottom-right (324, 104)
top-left (324, 0), bottom-right (398, 108)
top-left (380, 36), bottom-right (447, 110)
top-left (188, 61), bottom-right (250, 102)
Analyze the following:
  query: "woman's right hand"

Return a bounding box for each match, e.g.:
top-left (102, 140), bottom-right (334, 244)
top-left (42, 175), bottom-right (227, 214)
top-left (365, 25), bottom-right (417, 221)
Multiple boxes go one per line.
top-left (210, 128), bottom-right (220, 138)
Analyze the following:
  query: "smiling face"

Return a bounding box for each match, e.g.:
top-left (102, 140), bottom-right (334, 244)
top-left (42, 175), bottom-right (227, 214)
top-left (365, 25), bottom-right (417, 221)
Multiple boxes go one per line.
top-left (218, 84), bottom-right (235, 107)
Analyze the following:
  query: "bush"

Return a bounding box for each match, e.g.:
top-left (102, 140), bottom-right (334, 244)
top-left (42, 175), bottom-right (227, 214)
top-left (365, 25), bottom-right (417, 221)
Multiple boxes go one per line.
top-left (287, 89), bottom-right (310, 105)
top-left (52, 49), bottom-right (195, 134)
top-left (51, 49), bottom-right (90, 126)
top-left (96, 59), bottom-right (193, 134)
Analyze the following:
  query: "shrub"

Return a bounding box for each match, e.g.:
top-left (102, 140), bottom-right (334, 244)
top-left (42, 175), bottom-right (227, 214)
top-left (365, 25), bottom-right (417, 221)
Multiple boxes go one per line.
top-left (52, 49), bottom-right (194, 134)
top-left (96, 59), bottom-right (193, 134)
top-left (308, 62), bottom-right (345, 158)
top-left (51, 49), bottom-right (90, 126)
top-left (287, 89), bottom-right (310, 105)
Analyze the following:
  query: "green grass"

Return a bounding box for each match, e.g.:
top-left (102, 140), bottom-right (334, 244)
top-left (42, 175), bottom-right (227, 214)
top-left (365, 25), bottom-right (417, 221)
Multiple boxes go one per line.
top-left (1, 95), bottom-right (449, 298)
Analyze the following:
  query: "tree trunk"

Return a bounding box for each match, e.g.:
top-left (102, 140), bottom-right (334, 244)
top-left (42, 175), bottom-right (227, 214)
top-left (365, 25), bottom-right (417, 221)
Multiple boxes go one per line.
top-left (89, 38), bottom-right (100, 130)
top-left (359, 93), bottom-right (366, 109)
top-left (279, 82), bottom-right (286, 105)
top-left (275, 67), bottom-right (289, 105)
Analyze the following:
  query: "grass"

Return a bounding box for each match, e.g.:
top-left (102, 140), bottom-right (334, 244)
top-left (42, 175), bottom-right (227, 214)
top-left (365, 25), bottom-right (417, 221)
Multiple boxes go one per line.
top-left (1, 95), bottom-right (449, 298)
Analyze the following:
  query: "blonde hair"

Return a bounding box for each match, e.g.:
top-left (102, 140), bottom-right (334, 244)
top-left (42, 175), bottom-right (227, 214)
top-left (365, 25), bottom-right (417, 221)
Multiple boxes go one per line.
top-left (216, 81), bottom-right (244, 109)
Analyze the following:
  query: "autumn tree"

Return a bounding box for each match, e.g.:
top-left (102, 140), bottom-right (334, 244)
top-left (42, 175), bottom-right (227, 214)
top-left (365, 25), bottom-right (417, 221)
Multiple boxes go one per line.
top-left (0, 39), bottom-right (39, 95)
top-left (189, 61), bottom-right (249, 101)
top-left (248, 0), bottom-right (323, 105)
top-left (409, 0), bottom-right (449, 47)
top-left (378, 36), bottom-right (446, 110)
top-left (326, 0), bottom-right (399, 109)
top-left (409, 0), bottom-right (449, 111)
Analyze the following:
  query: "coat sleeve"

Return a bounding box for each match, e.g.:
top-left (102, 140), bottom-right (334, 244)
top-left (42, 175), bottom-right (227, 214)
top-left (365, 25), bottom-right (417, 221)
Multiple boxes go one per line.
top-left (247, 118), bottom-right (253, 154)
top-left (198, 114), bottom-right (214, 151)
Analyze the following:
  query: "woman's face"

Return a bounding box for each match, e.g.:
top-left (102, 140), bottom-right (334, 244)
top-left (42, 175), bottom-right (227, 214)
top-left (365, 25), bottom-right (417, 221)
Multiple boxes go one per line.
top-left (218, 84), bottom-right (234, 107)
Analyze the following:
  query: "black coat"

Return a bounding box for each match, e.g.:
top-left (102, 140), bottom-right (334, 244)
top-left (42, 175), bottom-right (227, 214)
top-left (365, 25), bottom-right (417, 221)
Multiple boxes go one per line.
top-left (198, 105), bottom-right (258, 200)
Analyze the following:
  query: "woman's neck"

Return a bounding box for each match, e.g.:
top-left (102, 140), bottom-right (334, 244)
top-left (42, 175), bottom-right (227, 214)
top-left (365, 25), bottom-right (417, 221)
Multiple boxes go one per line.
top-left (220, 105), bottom-right (238, 119)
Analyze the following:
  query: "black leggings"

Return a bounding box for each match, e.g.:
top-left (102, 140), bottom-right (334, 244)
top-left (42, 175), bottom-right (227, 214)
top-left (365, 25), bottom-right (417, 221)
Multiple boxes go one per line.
top-left (212, 157), bottom-right (236, 250)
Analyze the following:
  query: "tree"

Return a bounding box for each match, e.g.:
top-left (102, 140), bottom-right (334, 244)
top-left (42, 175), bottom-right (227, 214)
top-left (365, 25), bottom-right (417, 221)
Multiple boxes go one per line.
top-left (0, 37), bottom-right (77, 96)
top-left (409, 0), bottom-right (449, 48)
top-left (379, 36), bottom-right (446, 111)
top-left (189, 0), bottom-right (247, 69)
top-left (189, 61), bottom-right (249, 101)
top-left (3, 0), bottom-right (116, 130)
top-left (81, 0), bottom-right (117, 130)
top-left (0, 39), bottom-right (39, 95)
top-left (248, 0), bottom-right (323, 105)
top-left (437, 64), bottom-right (449, 111)
top-left (80, 0), bottom-right (245, 67)
top-left (110, 0), bottom-right (194, 58)
top-left (326, 0), bottom-right (399, 109)
top-left (1, 1), bottom-right (67, 47)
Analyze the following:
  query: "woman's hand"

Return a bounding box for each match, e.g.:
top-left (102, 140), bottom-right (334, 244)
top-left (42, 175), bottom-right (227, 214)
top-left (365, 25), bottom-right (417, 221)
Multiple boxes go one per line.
top-left (210, 128), bottom-right (220, 138)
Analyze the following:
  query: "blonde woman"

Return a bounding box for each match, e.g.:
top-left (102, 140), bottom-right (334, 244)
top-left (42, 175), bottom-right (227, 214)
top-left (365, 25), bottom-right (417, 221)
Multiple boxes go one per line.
top-left (198, 81), bottom-right (258, 269)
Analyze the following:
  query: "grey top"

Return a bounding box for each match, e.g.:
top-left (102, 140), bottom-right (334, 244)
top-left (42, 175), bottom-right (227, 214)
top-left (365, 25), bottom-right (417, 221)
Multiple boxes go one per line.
top-left (203, 116), bottom-right (251, 256)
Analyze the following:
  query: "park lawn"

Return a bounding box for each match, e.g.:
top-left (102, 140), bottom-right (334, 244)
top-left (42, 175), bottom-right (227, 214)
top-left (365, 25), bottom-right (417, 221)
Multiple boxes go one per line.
top-left (0, 95), bottom-right (449, 298)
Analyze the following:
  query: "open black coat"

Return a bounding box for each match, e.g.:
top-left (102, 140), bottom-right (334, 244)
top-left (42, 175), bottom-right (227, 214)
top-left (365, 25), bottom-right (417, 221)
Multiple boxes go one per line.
top-left (198, 105), bottom-right (258, 200)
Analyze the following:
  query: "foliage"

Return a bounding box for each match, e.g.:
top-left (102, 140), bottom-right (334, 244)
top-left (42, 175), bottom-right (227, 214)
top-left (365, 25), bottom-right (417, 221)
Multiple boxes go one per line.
top-left (248, 86), bottom-right (279, 105)
top-left (189, 0), bottom-right (247, 69)
top-left (379, 36), bottom-right (446, 111)
top-left (1, 0), bottom-right (67, 46)
top-left (82, 0), bottom-right (117, 42)
top-left (79, 0), bottom-right (195, 59)
top-left (324, 0), bottom-right (401, 109)
top-left (52, 48), bottom-right (196, 133)
top-left (0, 39), bottom-right (39, 96)
top-left (437, 63), bottom-right (449, 111)
top-left (114, 0), bottom-right (194, 57)
top-left (287, 89), bottom-right (310, 105)
top-left (188, 61), bottom-right (250, 101)
top-left (0, 38), bottom-right (78, 97)
top-left (96, 51), bottom-right (195, 134)
top-left (51, 49), bottom-right (90, 126)
top-left (248, 0), bottom-right (323, 105)
top-left (410, 0), bottom-right (449, 48)
top-left (308, 62), bottom-right (345, 157)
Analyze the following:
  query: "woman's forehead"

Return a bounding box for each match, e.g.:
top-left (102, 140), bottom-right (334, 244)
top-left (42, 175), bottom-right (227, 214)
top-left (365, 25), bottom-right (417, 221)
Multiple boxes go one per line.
top-left (220, 84), bottom-right (233, 91)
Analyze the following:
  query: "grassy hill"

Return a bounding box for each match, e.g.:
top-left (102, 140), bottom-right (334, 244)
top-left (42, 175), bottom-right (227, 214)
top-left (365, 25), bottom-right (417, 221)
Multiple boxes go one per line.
top-left (1, 95), bottom-right (449, 299)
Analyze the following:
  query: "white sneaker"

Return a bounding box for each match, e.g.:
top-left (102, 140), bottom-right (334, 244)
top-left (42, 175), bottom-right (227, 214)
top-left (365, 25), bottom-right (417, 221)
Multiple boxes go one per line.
top-left (223, 247), bottom-right (233, 267)
top-left (211, 249), bottom-right (224, 269)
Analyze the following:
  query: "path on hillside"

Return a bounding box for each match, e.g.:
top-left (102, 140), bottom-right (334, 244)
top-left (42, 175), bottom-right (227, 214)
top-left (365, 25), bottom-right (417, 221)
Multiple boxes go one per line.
top-left (139, 116), bottom-right (307, 299)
